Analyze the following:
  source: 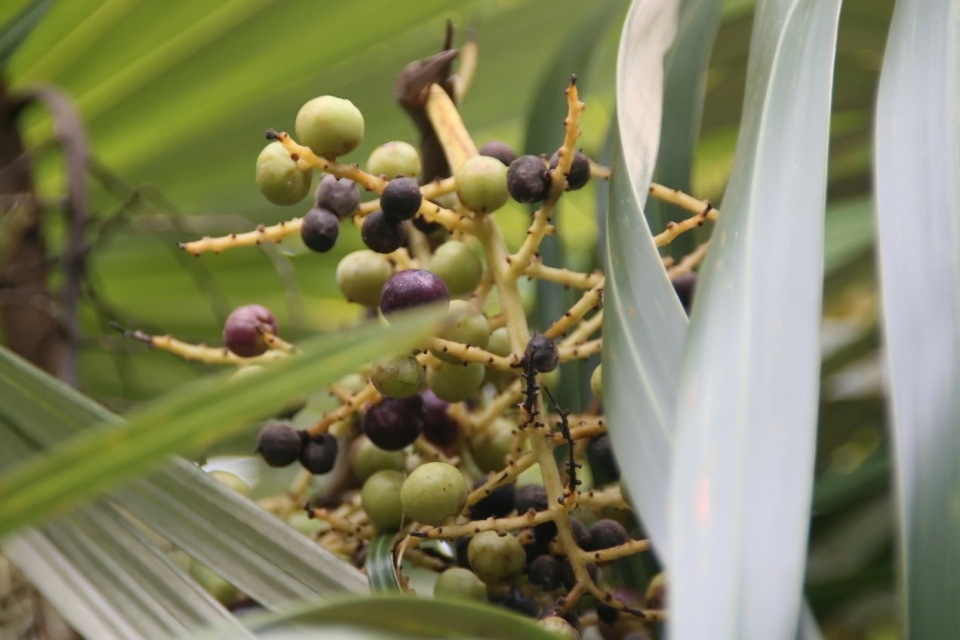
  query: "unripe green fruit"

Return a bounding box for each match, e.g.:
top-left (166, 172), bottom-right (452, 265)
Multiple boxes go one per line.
top-left (287, 511), bottom-right (325, 537)
top-left (230, 365), bottom-right (265, 382)
top-left (337, 373), bottom-right (369, 395)
top-left (351, 436), bottom-right (405, 483)
top-left (400, 461), bottom-right (467, 525)
top-left (590, 365), bottom-right (602, 402)
top-left (256, 141), bottom-right (311, 206)
top-left (427, 361), bottom-right (485, 403)
top-left (370, 355), bottom-right (425, 398)
top-left (189, 561), bottom-right (237, 605)
top-left (470, 418), bottom-right (515, 473)
top-left (361, 470), bottom-right (405, 531)
top-left (368, 141), bottom-right (422, 179)
top-left (336, 250), bottom-right (394, 307)
top-left (484, 328), bottom-right (517, 389)
top-left (432, 301), bottom-right (490, 363)
top-left (539, 617), bottom-right (580, 640)
top-left (467, 531), bottom-right (525, 585)
top-left (295, 95), bottom-right (364, 159)
top-left (428, 241), bottom-right (484, 297)
top-left (455, 156), bottom-right (509, 214)
top-left (434, 567), bottom-right (487, 602)
top-left (539, 368), bottom-right (560, 392)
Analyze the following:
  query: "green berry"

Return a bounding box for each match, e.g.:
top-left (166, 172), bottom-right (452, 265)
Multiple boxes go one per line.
top-left (469, 418), bottom-right (514, 473)
top-left (590, 365), bottom-right (602, 402)
top-left (434, 567), bottom-right (487, 602)
top-left (368, 141), bottom-right (422, 179)
top-left (337, 373), bottom-right (369, 395)
top-left (432, 300), bottom-right (490, 363)
top-left (287, 511), bottom-right (325, 538)
top-left (400, 461), bottom-right (467, 525)
top-left (295, 95), bottom-right (364, 159)
top-left (336, 250), bottom-right (394, 307)
top-left (256, 141), bottom-right (311, 206)
top-left (428, 241), bottom-right (483, 297)
top-left (539, 617), bottom-right (580, 640)
top-left (484, 328), bottom-right (517, 389)
top-left (468, 531), bottom-right (525, 585)
top-left (361, 470), bottom-right (405, 531)
top-left (427, 361), bottom-right (485, 403)
top-left (351, 436), bottom-right (406, 483)
top-left (455, 155), bottom-right (509, 214)
top-left (189, 561), bottom-right (238, 605)
top-left (370, 355), bottom-right (425, 398)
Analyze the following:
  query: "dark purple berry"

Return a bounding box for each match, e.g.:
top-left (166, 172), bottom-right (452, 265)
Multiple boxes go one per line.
top-left (672, 272), bottom-right (697, 313)
top-left (379, 269), bottom-right (449, 315)
top-left (560, 559), bottom-right (597, 591)
top-left (596, 604), bottom-right (619, 624)
top-left (361, 395), bottom-right (425, 451)
top-left (300, 208), bottom-right (340, 252)
top-left (497, 591), bottom-right (538, 618)
top-left (587, 519), bottom-right (630, 551)
top-left (421, 389), bottom-right (458, 446)
top-left (361, 210), bottom-right (407, 254)
top-left (550, 149), bottom-right (590, 190)
top-left (515, 484), bottom-right (548, 514)
top-left (456, 536), bottom-right (472, 568)
top-left (570, 517), bottom-right (591, 548)
top-left (589, 434), bottom-right (619, 480)
top-left (315, 174), bottom-right (359, 218)
top-left (507, 155), bottom-right (550, 204)
top-left (479, 140), bottom-right (518, 167)
top-left (528, 554), bottom-right (561, 591)
top-left (524, 335), bottom-right (559, 373)
top-left (413, 214), bottom-right (443, 234)
top-left (380, 177), bottom-right (422, 222)
top-left (299, 432), bottom-right (339, 474)
top-left (468, 479), bottom-right (516, 520)
top-left (255, 423), bottom-right (302, 467)
top-left (223, 304), bottom-right (278, 357)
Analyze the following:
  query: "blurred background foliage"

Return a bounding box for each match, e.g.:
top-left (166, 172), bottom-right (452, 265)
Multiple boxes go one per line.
top-left (0, 0), bottom-right (894, 636)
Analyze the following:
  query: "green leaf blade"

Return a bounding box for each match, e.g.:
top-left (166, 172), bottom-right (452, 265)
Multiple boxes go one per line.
top-left (872, 0), bottom-right (960, 635)
top-left (666, 1), bottom-right (842, 638)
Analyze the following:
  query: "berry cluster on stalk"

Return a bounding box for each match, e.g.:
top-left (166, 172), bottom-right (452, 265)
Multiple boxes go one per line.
top-left (122, 27), bottom-right (724, 639)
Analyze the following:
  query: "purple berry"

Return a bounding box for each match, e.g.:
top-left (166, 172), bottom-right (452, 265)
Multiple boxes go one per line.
top-left (524, 335), bottom-right (559, 373)
top-left (361, 210), bottom-right (407, 254)
top-left (587, 519), bottom-right (630, 551)
top-left (256, 422), bottom-right (302, 467)
top-left (223, 304), bottom-right (278, 357)
top-left (299, 432), bottom-right (339, 475)
top-left (507, 155), bottom-right (550, 204)
top-left (314, 174), bottom-right (360, 218)
top-left (379, 269), bottom-right (449, 315)
top-left (549, 149), bottom-right (591, 190)
top-left (300, 207), bottom-right (340, 253)
top-left (380, 177), bottom-right (422, 222)
top-left (361, 395), bottom-right (425, 451)
top-left (468, 478), bottom-right (515, 520)
top-left (479, 140), bottom-right (518, 167)
top-left (672, 272), bottom-right (697, 313)
top-left (421, 389), bottom-right (459, 446)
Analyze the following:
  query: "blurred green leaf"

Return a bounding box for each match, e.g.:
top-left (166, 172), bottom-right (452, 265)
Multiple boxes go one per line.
top-left (186, 595), bottom-right (560, 640)
top-left (0, 306), bottom-right (441, 538)
top-left (646, 0), bottom-right (723, 258)
top-left (872, 0), bottom-right (960, 635)
top-left (823, 197), bottom-right (873, 273)
top-left (666, 2), bottom-right (841, 639)
top-left (605, 0), bottom-right (685, 559)
top-left (0, 0), bottom-right (53, 71)
top-left (367, 534), bottom-right (401, 592)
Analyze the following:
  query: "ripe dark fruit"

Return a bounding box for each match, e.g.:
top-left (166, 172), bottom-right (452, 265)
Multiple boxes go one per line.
top-left (507, 155), bottom-right (550, 204)
top-left (528, 554), bottom-right (562, 591)
top-left (561, 559), bottom-right (598, 591)
top-left (515, 484), bottom-right (548, 514)
top-left (299, 432), bottom-right (339, 474)
top-left (300, 208), bottom-right (340, 252)
top-left (381, 177), bottom-right (422, 222)
top-left (589, 434), bottom-right (620, 480)
top-left (596, 604), bottom-right (619, 624)
top-left (413, 215), bottom-right (443, 234)
top-left (379, 269), bottom-right (450, 315)
top-left (587, 519), bottom-right (630, 551)
top-left (361, 210), bottom-right (407, 254)
top-left (468, 531), bottom-right (526, 585)
top-left (361, 394), bottom-right (425, 451)
top-left (421, 390), bottom-right (459, 447)
top-left (550, 149), bottom-right (591, 190)
top-left (570, 517), bottom-right (591, 548)
top-left (479, 140), bottom-right (518, 167)
top-left (497, 590), bottom-right (538, 617)
top-left (314, 174), bottom-right (360, 218)
top-left (256, 423), bottom-right (302, 467)
top-left (223, 304), bottom-right (278, 357)
top-left (672, 272), bottom-right (697, 312)
top-left (524, 335), bottom-right (559, 373)
top-left (468, 479), bottom-right (516, 520)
